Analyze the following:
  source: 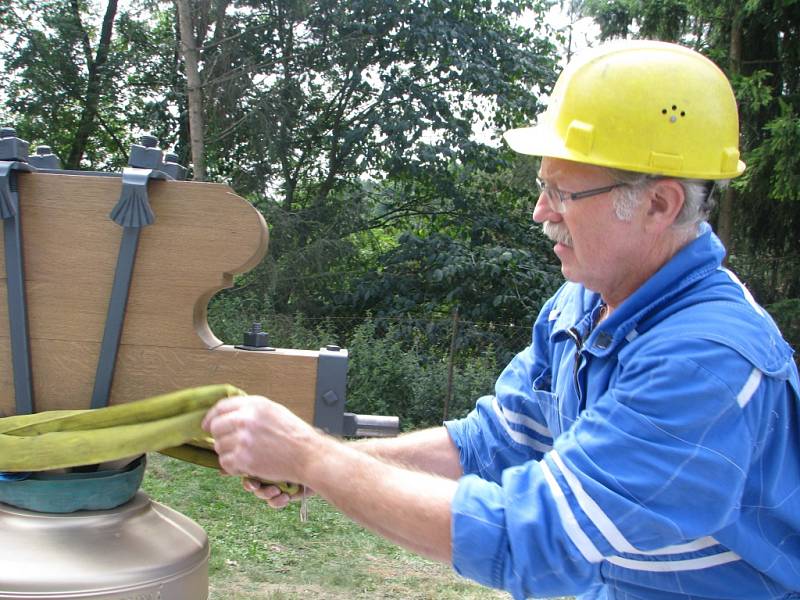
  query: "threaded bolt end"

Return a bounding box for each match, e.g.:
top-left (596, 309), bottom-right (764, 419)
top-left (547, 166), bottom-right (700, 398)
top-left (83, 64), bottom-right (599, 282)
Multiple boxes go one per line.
top-left (139, 134), bottom-right (158, 148)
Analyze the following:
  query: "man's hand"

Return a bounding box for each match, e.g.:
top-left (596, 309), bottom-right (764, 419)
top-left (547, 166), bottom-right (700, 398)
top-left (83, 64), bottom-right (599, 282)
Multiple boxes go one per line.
top-left (204, 394), bottom-right (455, 562)
top-left (202, 395), bottom-right (321, 487)
top-left (241, 477), bottom-right (311, 509)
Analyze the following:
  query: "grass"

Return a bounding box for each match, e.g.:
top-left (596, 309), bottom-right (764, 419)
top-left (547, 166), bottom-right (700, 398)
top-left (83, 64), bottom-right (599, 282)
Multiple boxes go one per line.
top-left (141, 453), bottom-right (513, 599)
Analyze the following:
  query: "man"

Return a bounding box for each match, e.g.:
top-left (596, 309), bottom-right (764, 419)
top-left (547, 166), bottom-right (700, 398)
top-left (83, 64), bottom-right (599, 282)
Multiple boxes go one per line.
top-left (203, 40), bottom-right (800, 599)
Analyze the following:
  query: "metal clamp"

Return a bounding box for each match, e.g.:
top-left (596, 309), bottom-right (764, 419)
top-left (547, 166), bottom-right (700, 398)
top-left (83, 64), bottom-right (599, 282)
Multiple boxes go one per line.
top-left (312, 345), bottom-right (349, 435)
top-left (312, 345), bottom-right (400, 437)
top-left (0, 127), bottom-right (35, 415)
top-left (28, 145), bottom-right (62, 170)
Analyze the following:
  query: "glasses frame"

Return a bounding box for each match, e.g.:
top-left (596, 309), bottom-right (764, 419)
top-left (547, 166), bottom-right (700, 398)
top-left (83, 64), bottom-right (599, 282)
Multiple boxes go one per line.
top-left (536, 178), bottom-right (628, 213)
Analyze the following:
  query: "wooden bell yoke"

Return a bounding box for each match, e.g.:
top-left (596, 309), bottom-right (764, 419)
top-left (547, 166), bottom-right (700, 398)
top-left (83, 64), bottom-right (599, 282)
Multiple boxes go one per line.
top-left (0, 132), bottom-right (396, 438)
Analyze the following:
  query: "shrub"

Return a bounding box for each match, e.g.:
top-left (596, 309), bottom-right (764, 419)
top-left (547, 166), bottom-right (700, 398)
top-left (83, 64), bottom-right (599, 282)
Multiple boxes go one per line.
top-left (767, 298), bottom-right (800, 360)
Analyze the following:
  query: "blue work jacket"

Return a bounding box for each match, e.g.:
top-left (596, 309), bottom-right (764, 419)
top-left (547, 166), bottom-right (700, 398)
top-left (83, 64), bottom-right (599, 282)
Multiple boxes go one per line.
top-left (446, 224), bottom-right (800, 600)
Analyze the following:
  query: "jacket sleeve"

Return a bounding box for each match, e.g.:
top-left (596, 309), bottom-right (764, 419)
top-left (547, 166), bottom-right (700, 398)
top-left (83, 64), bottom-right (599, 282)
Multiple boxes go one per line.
top-left (445, 300), bottom-right (555, 483)
top-left (450, 341), bottom-right (757, 599)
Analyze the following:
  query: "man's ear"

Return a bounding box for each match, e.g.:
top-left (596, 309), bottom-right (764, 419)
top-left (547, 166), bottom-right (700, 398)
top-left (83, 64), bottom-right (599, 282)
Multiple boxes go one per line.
top-left (644, 179), bottom-right (685, 232)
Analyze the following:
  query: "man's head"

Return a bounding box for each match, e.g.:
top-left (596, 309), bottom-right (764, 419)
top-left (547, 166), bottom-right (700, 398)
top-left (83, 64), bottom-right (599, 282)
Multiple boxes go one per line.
top-left (505, 40), bottom-right (744, 305)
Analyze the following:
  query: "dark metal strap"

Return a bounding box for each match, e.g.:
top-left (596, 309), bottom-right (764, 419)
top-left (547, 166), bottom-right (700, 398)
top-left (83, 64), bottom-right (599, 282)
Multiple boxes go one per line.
top-left (91, 168), bottom-right (166, 409)
top-left (0, 161), bottom-right (34, 414)
top-left (312, 346), bottom-right (349, 435)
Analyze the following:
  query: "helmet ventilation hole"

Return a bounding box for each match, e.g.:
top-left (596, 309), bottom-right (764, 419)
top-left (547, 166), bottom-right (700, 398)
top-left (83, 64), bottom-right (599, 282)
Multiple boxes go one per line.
top-left (661, 105), bottom-right (685, 122)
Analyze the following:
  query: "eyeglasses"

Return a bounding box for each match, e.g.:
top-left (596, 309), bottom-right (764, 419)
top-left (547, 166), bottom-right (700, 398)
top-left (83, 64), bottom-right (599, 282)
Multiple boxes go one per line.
top-left (536, 178), bottom-right (628, 214)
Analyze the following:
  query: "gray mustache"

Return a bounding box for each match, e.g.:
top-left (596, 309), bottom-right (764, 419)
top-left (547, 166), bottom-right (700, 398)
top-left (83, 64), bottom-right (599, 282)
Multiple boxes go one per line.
top-left (543, 221), bottom-right (573, 247)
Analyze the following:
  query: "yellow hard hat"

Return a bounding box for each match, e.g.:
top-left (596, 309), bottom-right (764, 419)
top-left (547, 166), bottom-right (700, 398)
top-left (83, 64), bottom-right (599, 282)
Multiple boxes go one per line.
top-left (504, 40), bottom-right (745, 179)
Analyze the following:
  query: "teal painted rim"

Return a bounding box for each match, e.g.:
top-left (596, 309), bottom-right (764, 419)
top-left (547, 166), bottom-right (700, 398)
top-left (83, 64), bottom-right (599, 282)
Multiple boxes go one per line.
top-left (0, 455), bottom-right (146, 513)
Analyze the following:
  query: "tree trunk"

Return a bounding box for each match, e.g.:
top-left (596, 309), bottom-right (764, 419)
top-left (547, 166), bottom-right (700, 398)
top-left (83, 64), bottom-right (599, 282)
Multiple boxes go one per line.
top-left (718, 3), bottom-right (743, 261)
top-left (444, 308), bottom-right (459, 421)
top-left (175, 0), bottom-right (207, 181)
top-left (65, 0), bottom-right (118, 169)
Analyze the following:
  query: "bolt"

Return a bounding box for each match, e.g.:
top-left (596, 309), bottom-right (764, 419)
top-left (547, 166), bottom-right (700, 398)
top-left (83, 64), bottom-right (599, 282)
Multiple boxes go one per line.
top-left (36, 145), bottom-right (52, 155)
top-left (0, 127), bottom-right (16, 138)
top-left (243, 322), bottom-right (269, 348)
top-left (139, 134), bottom-right (158, 148)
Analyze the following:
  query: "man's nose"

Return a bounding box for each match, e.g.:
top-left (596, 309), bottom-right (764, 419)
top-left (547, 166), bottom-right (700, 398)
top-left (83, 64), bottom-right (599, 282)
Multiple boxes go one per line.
top-left (532, 192), bottom-right (561, 224)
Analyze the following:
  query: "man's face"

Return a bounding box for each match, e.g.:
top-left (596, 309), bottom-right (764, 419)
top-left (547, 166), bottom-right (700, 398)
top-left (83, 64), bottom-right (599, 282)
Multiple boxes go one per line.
top-left (533, 157), bottom-right (652, 303)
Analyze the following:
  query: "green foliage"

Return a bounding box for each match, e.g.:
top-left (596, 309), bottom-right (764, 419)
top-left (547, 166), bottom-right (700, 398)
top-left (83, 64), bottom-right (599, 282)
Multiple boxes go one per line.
top-left (195, 0), bottom-right (556, 200)
top-left (582, 0), bottom-right (690, 41)
top-left (196, 0), bottom-right (560, 348)
top-left (0, 0), bottom-right (174, 168)
top-left (766, 298), bottom-right (800, 359)
top-left (331, 154), bottom-right (560, 360)
top-left (345, 318), bottom-right (499, 429)
top-left (746, 102), bottom-right (800, 203)
top-left (208, 301), bottom-right (504, 429)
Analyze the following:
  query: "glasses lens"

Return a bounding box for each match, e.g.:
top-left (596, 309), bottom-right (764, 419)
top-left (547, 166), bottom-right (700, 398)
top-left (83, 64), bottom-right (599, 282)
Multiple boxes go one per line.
top-left (537, 179), bottom-right (565, 213)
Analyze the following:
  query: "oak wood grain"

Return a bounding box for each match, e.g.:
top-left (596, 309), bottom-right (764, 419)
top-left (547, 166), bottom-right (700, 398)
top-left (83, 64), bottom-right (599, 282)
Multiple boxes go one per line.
top-left (0, 171), bottom-right (319, 418)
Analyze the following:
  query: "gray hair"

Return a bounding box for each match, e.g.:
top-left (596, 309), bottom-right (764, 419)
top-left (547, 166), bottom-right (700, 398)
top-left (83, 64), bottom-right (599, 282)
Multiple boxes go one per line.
top-left (603, 167), bottom-right (728, 232)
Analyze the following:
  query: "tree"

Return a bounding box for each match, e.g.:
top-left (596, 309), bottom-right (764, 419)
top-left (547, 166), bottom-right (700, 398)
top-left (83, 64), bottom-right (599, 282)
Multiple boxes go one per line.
top-left (0, 0), bottom-right (178, 169)
top-left (335, 151), bottom-right (564, 363)
top-left (174, 0), bottom-right (207, 180)
top-left (198, 0), bottom-right (558, 317)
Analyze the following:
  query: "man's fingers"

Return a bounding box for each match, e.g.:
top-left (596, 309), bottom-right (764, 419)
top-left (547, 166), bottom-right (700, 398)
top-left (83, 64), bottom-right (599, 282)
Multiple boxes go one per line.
top-left (202, 398), bottom-right (237, 431)
top-left (248, 481), bottom-right (291, 508)
top-left (218, 452), bottom-right (245, 477)
top-left (241, 477), bottom-right (304, 509)
top-left (202, 395), bottom-right (254, 430)
top-left (205, 410), bottom-right (249, 442)
top-left (265, 493), bottom-right (291, 509)
top-left (242, 477), bottom-right (262, 492)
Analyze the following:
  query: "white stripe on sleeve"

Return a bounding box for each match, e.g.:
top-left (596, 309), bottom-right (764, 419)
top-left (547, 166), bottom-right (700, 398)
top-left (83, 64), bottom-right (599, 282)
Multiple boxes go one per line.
top-left (607, 551), bottom-right (740, 572)
top-left (491, 397), bottom-right (552, 453)
top-left (737, 368), bottom-right (762, 408)
top-left (540, 460), bottom-right (604, 563)
top-left (550, 451), bottom-right (721, 556)
top-left (541, 453), bottom-right (740, 572)
top-left (493, 396), bottom-right (552, 437)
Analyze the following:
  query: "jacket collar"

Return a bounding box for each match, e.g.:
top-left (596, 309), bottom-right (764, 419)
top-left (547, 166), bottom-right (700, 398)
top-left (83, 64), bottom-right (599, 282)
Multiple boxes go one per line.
top-left (550, 223), bottom-right (725, 356)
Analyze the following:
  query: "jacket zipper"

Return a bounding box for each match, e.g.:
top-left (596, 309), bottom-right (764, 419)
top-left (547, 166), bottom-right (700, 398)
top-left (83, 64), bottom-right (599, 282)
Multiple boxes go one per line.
top-left (566, 326), bottom-right (585, 409)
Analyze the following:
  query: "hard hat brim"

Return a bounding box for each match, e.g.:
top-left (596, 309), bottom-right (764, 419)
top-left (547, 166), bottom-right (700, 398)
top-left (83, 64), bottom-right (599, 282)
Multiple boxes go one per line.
top-left (504, 125), bottom-right (568, 161)
top-left (503, 124), bottom-right (746, 180)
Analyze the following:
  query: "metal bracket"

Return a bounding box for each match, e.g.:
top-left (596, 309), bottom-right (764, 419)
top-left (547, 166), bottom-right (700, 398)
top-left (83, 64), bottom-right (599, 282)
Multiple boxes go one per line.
top-left (234, 322), bottom-right (275, 351)
top-left (162, 153), bottom-right (187, 181)
top-left (312, 345), bottom-right (401, 437)
top-left (90, 167), bottom-right (168, 409)
top-left (312, 345), bottom-right (349, 435)
top-left (0, 160), bottom-right (34, 415)
top-left (28, 145), bottom-right (61, 170)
